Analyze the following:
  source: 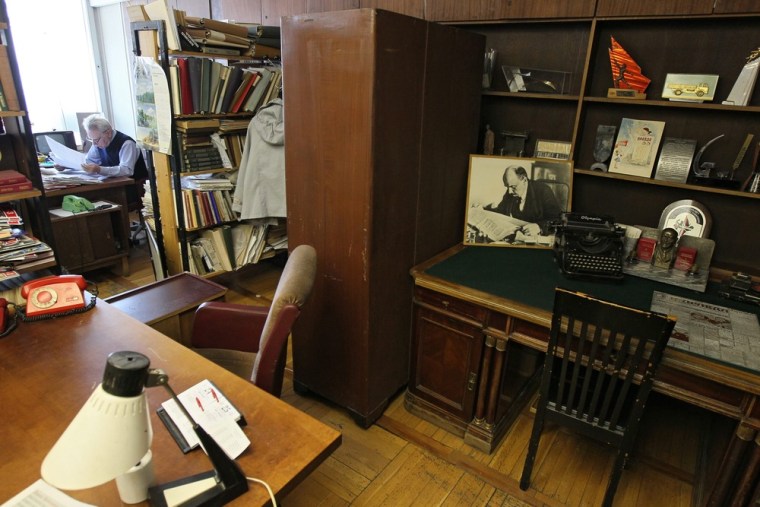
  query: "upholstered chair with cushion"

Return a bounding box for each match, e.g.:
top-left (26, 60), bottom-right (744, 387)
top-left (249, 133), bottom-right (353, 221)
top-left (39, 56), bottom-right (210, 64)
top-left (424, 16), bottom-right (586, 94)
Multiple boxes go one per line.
top-left (190, 244), bottom-right (317, 397)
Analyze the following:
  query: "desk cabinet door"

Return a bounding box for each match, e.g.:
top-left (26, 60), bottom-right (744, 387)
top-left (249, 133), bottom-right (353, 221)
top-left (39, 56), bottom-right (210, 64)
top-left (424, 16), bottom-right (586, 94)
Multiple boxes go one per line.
top-left (409, 305), bottom-right (484, 424)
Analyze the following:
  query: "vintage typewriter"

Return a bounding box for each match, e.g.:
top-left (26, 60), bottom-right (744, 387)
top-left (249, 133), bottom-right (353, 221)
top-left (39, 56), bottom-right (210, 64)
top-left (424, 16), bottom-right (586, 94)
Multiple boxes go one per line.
top-left (551, 212), bottom-right (625, 280)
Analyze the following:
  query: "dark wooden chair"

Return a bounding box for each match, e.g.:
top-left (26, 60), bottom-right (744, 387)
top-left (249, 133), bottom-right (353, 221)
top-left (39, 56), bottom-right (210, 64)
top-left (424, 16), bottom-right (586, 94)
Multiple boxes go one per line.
top-left (519, 287), bottom-right (675, 507)
top-left (190, 245), bottom-right (317, 397)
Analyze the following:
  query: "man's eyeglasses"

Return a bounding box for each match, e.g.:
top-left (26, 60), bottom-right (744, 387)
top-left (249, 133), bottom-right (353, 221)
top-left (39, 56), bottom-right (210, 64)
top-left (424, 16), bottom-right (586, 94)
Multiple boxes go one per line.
top-left (87, 129), bottom-right (110, 143)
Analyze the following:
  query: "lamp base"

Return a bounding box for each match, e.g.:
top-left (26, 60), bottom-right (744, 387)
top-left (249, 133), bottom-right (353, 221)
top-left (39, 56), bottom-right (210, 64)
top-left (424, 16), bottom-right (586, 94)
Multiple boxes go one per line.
top-left (116, 450), bottom-right (155, 504)
top-left (148, 470), bottom-right (248, 507)
top-left (148, 471), bottom-right (219, 507)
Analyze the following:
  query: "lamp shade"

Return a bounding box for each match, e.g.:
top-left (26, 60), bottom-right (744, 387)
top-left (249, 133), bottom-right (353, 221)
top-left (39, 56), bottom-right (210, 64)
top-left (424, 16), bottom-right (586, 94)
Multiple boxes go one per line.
top-left (41, 351), bottom-right (154, 490)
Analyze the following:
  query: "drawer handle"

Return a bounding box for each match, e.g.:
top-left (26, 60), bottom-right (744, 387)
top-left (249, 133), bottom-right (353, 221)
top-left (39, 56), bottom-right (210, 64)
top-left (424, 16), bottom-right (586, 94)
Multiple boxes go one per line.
top-left (467, 372), bottom-right (477, 391)
top-left (441, 300), bottom-right (450, 308)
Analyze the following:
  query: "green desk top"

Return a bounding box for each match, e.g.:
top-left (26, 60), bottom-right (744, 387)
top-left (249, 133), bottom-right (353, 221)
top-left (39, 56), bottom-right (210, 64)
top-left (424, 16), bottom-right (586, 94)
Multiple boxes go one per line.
top-left (425, 246), bottom-right (760, 318)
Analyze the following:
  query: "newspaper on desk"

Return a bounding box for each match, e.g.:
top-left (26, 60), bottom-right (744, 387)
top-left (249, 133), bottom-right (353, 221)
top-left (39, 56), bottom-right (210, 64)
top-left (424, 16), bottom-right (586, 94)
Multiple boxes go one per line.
top-left (651, 291), bottom-right (760, 371)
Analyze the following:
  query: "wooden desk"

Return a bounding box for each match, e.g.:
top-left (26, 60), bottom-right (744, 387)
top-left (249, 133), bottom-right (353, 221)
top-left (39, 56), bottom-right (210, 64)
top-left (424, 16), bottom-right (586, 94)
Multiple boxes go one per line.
top-left (0, 298), bottom-right (341, 505)
top-left (407, 245), bottom-right (760, 505)
top-left (105, 272), bottom-right (227, 346)
top-left (45, 177), bottom-right (133, 271)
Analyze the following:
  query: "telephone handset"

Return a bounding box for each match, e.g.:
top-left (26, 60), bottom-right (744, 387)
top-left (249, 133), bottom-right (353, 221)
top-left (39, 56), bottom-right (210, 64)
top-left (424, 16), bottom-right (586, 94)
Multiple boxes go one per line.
top-left (20, 275), bottom-right (88, 317)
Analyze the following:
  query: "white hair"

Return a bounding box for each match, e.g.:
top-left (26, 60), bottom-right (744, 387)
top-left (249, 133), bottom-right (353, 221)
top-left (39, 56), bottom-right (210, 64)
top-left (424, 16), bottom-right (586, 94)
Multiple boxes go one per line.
top-left (82, 114), bottom-right (112, 133)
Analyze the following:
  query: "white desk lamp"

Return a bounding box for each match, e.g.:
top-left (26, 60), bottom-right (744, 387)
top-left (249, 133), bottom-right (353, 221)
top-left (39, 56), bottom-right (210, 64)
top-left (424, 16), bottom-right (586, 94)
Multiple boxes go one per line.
top-left (41, 350), bottom-right (248, 506)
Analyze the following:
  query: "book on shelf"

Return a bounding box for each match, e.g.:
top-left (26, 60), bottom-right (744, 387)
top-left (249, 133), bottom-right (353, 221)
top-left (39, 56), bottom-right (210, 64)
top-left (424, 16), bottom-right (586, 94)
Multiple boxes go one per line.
top-left (186, 57), bottom-right (202, 113)
top-left (199, 46), bottom-right (240, 56)
top-left (212, 65), bottom-right (230, 113)
top-left (0, 181), bottom-right (33, 193)
top-left (0, 170), bottom-right (31, 186)
top-left (241, 68), bottom-right (273, 112)
top-left (229, 70), bottom-right (260, 113)
top-left (184, 16), bottom-right (249, 39)
top-left (219, 66), bottom-right (244, 114)
top-left (199, 58), bottom-right (212, 113)
top-left (176, 58), bottom-right (194, 115)
top-left (0, 79), bottom-right (7, 111)
top-left (201, 226), bottom-right (235, 272)
top-left (0, 45), bottom-right (20, 111)
top-left (168, 64), bottom-right (182, 113)
top-left (186, 27), bottom-right (251, 47)
top-left (143, 0), bottom-right (181, 51)
top-left (175, 118), bottom-right (221, 131)
top-left (609, 118), bottom-right (666, 178)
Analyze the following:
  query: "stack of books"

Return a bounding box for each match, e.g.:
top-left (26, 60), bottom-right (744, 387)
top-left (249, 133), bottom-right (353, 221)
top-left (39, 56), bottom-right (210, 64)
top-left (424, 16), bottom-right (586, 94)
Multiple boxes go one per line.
top-left (0, 224), bottom-right (54, 278)
top-left (176, 119), bottom-right (224, 173)
top-left (0, 170), bottom-right (33, 194)
top-left (186, 220), bottom-right (285, 276)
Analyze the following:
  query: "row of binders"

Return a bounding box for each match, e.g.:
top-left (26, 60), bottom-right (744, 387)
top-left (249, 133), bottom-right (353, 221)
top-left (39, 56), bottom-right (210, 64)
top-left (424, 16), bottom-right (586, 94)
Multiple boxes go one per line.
top-left (169, 60), bottom-right (281, 115)
top-left (188, 221), bottom-right (287, 275)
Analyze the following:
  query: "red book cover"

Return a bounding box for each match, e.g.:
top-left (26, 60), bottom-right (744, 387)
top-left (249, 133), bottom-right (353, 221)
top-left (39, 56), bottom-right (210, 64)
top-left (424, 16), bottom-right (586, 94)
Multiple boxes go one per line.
top-left (0, 170), bottom-right (29, 185)
top-left (0, 181), bottom-right (32, 193)
top-left (176, 58), bottom-right (195, 115)
top-left (230, 72), bottom-right (259, 113)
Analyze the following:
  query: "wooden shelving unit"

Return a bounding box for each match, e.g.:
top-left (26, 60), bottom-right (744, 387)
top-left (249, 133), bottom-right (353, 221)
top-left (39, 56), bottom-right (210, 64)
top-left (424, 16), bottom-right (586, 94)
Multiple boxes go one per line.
top-left (459, 9), bottom-right (760, 273)
top-left (0, 0), bottom-right (56, 276)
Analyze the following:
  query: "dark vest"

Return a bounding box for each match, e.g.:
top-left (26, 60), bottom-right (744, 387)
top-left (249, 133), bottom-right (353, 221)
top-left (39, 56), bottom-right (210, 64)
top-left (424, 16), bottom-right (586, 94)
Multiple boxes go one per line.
top-left (97, 131), bottom-right (148, 180)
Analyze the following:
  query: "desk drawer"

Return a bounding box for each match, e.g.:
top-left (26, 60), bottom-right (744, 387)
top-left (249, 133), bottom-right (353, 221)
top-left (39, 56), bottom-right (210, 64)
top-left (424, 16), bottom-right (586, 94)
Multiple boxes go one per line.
top-left (415, 287), bottom-right (487, 324)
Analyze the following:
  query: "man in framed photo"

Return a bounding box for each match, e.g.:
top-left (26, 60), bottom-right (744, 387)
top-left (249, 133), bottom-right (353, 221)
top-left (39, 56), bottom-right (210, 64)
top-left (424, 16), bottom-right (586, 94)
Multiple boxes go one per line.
top-left (485, 165), bottom-right (563, 237)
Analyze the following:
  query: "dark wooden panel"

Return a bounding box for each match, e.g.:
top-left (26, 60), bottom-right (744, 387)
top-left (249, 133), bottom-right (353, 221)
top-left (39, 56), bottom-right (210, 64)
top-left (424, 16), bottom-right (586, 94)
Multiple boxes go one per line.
top-left (426, 0), bottom-right (595, 21)
top-left (360, 0), bottom-right (423, 18)
top-left (595, 0), bottom-right (714, 16)
top-left (714, 0), bottom-right (760, 14)
top-left (210, 0), bottom-right (262, 22)
top-left (410, 306), bottom-right (483, 420)
top-left (501, 0), bottom-right (596, 19)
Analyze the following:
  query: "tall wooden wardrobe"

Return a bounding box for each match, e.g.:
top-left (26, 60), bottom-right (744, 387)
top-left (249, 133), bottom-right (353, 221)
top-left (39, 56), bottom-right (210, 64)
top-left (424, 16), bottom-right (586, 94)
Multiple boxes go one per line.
top-left (282, 9), bottom-right (484, 426)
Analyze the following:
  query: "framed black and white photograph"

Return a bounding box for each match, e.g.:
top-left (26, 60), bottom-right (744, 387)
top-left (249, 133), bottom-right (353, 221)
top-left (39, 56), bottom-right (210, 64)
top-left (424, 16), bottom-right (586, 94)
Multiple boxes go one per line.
top-left (464, 155), bottom-right (573, 248)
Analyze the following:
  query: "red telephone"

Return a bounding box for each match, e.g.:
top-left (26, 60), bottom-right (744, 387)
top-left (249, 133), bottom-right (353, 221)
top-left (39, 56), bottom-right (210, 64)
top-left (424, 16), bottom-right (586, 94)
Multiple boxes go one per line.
top-left (21, 275), bottom-right (88, 317)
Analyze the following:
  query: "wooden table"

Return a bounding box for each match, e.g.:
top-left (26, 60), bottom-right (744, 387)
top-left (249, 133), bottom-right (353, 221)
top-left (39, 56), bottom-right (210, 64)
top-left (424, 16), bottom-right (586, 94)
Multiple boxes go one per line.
top-left (0, 297), bottom-right (341, 505)
top-left (407, 245), bottom-right (760, 506)
top-left (105, 272), bottom-right (227, 346)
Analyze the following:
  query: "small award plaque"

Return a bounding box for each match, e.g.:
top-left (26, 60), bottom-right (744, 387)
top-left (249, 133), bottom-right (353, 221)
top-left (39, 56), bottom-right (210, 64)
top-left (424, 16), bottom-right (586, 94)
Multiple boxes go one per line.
top-left (662, 74), bottom-right (719, 103)
top-left (608, 36), bottom-right (650, 100)
top-left (534, 139), bottom-right (571, 160)
top-left (654, 138), bottom-right (697, 183)
top-left (723, 48), bottom-right (760, 106)
top-left (590, 125), bottom-right (616, 171)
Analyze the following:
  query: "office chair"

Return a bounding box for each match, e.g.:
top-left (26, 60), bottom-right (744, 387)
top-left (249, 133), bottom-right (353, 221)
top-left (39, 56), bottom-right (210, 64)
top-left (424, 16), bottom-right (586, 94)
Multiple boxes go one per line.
top-left (190, 245), bottom-right (317, 397)
top-left (520, 287), bottom-right (675, 507)
top-left (34, 131), bottom-right (77, 155)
